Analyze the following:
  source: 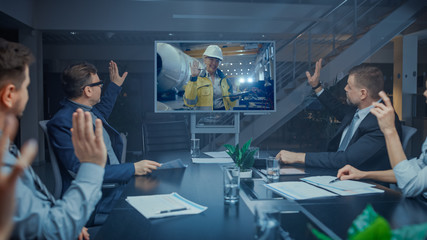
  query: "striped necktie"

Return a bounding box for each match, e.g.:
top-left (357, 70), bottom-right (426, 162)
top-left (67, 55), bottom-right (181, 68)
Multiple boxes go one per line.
top-left (9, 144), bottom-right (56, 204)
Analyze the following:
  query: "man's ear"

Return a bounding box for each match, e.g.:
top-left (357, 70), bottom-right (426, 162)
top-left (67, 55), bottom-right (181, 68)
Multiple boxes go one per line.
top-left (360, 88), bottom-right (368, 100)
top-left (0, 84), bottom-right (16, 109)
top-left (82, 86), bottom-right (93, 97)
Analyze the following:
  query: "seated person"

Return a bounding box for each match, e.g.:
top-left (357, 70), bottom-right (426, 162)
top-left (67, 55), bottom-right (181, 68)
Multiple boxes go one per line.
top-left (337, 91), bottom-right (427, 198)
top-left (276, 59), bottom-right (402, 171)
top-left (184, 45), bottom-right (238, 110)
top-left (47, 61), bottom-right (161, 223)
top-left (1, 37), bottom-right (107, 239)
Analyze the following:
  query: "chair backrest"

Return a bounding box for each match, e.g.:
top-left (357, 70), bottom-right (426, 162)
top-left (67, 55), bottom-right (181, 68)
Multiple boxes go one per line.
top-left (142, 120), bottom-right (190, 153)
top-left (120, 132), bottom-right (127, 163)
top-left (39, 120), bottom-right (62, 199)
top-left (401, 125), bottom-right (417, 151)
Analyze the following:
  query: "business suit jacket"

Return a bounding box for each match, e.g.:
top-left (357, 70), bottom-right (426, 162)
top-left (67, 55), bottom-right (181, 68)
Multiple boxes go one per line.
top-left (305, 89), bottom-right (402, 171)
top-left (47, 83), bottom-right (135, 195)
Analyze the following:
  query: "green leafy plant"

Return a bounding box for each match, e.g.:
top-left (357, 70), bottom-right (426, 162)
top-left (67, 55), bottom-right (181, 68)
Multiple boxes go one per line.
top-left (224, 139), bottom-right (258, 171)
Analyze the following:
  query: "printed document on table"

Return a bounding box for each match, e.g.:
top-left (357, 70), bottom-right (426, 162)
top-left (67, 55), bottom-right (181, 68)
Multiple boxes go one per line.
top-left (260, 167), bottom-right (305, 175)
top-left (264, 182), bottom-right (337, 200)
top-left (192, 158), bottom-right (234, 164)
top-left (204, 151), bottom-right (230, 158)
top-left (301, 176), bottom-right (384, 196)
top-left (126, 192), bottom-right (207, 219)
top-left (158, 158), bottom-right (188, 169)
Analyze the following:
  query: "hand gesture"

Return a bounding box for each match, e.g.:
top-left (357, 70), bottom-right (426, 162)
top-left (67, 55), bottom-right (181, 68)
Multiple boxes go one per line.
top-left (134, 160), bottom-right (162, 175)
top-left (190, 60), bottom-right (201, 77)
top-left (370, 91), bottom-right (396, 135)
top-left (306, 58), bottom-right (322, 88)
top-left (276, 150), bottom-right (302, 164)
top-left (109, 60), bottom-right (128, 87)
top-left (337, 164), bottom-right (366, 180)
top-left (0, 115), bottom-right (37, 240)
top-left (71, 109), bottom-right (107, 168)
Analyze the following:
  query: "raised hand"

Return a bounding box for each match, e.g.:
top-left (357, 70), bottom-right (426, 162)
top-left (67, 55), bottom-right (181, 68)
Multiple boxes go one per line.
top-left (109, 60), bottom-right (128, 87)
top-left (370, 91), bottom-right (396, 135)
top-left (71, 109), bottom-right (107, 168)
top-left (306, 58), bottom-right (322, 88)
top-left (190, 60), bottom-right (201, 77)
top-left (0, 115), bottom-right (37, 240)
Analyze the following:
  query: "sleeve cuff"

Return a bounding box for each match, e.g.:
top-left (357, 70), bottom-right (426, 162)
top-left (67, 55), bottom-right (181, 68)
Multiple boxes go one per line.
top-left (75, 162), bottom-right (105, 183)
top-left (316, 88), bottom-right (324, 96)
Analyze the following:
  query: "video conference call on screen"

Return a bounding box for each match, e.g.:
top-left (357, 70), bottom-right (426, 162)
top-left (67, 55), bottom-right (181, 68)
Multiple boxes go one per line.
top-left (155, 41), bottom-right (276, 113)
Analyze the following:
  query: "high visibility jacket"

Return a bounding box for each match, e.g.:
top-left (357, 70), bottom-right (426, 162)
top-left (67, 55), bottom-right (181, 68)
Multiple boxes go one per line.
top-left (184, 69), bottom-right (237, 110)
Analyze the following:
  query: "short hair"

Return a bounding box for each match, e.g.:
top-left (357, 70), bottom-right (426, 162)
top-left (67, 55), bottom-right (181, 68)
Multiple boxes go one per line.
top-left (348, 64), bottom-right (384, 99)
top-left (0, 38), bottom-right (34, 89)
top-left (62, 62), bottom-right (97, 99)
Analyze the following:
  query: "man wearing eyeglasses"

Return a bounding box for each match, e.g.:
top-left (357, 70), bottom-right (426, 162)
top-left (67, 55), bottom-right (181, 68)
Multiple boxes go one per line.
top-left (47, 61), bottom-right (161, 225)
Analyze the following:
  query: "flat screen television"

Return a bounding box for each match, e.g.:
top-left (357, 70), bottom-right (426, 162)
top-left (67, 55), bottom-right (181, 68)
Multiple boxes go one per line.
top-left (155, 41), bottom-right (276, 113)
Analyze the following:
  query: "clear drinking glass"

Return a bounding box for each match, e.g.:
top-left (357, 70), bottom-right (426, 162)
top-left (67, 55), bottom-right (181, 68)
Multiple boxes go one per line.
top-left (266, 156), bottom-right (280, 180)
top-left (223, 165), bottom-right (240, 203)
top-left (190, 138), bottom-right (200, 158)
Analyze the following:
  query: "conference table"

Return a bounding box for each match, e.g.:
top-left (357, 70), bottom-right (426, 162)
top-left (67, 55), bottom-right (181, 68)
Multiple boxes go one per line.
top-left (94, 151), bottom-right (427, 240)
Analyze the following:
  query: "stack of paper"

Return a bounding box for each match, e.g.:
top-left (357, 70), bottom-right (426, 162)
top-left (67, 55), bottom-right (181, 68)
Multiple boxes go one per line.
top-left (126, 192), bottom-right (207, 219)
top-left (301, 176), bottom-right (384, 196)
top-left (192, 151), bottom-right (234, 164)
top-left (264, 181), bottom-right (338, 200)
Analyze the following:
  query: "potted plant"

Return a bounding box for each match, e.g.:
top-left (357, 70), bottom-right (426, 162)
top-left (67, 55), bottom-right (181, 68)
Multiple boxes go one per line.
top-left (224, 139), bottom-right (258, 178)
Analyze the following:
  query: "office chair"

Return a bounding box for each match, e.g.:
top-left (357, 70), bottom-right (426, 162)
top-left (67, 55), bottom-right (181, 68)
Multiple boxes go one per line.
top-left (120, 132), bottom-right (127, 163)
top-left (401, 125), bottom-right (417, 151)
top-left (39, 120), bottom-right (63, 199)
top-left (142, 120), bottom-right (190, 154)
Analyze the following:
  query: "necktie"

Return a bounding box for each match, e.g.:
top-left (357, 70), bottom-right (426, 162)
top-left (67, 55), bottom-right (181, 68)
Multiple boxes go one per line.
top-left (338, 111), bottom-right (359, 151)
top-left (10, 144), bottom-right (57, 203)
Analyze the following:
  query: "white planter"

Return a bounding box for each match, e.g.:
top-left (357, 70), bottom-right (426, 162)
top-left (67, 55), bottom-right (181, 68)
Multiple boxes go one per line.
top-left (240, 169), bottom-right (252, 178)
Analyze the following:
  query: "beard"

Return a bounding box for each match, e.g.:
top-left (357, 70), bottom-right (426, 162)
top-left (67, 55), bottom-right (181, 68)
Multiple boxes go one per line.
top-left (346, 97), bottom-right (357, 107)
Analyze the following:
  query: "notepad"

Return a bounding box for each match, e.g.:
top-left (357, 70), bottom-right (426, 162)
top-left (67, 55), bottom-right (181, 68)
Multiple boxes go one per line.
top-left (301, 176), bottom-right (384, 196)
top-left (204, 151), bottom-right (230, 158)
top-left (264, 182), bottom-right (338, 200)
top-left (192, 158), bottom-right (234, 164)
top-left (126, 192), bottom-right (207, 219)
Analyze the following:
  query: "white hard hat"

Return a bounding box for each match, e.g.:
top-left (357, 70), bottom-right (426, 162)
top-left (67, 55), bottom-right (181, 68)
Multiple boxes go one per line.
top-left (203, 45), bottom-right (223, 61)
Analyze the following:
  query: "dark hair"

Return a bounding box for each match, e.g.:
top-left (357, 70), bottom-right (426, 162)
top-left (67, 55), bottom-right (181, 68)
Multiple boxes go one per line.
top-left (62, 62), bottom-right (97, 99)
top-left (348, 64), bottom-right (384, 99)
top-left (0, 38), bottom-right (34, 89)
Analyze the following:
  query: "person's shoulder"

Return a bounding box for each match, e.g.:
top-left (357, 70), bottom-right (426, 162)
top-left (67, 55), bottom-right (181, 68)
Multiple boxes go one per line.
top-left (48, 104), bottom-right (75, 127)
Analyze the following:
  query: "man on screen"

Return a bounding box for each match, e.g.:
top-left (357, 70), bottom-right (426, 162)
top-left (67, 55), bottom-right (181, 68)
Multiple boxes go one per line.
top-left (184, 45), bottom-right (238, 110)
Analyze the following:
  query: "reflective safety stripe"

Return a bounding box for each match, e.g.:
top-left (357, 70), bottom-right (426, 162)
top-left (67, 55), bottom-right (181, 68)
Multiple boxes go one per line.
top-left (184, 96), bottom-right (198, 105)
top-left (195, 106), bottom-right (212, 110)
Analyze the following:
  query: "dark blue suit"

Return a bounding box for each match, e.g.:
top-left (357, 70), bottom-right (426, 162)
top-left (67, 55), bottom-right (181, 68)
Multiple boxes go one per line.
top-left (305, 89), bottom-right (402, 171)
top-left (47, 83), bottom-right (135, 195)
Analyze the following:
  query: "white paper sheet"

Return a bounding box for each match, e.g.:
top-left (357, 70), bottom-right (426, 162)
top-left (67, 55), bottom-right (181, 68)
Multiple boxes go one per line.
top-left (264, 182), bottom-right (337, 200)
top-left (126, 192), bottom-right (207, 219)
top-left (204, 151), bottom-right (230, 158)
top-left (301, 176), bottom-right (384, 196)
top-left (192, 158), bottom-right (234, 164)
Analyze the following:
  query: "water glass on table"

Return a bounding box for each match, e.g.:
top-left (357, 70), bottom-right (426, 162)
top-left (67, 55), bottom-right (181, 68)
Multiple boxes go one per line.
top-left (190, 138), bottom-right (200, 158)
top-left (266, 156), bottom-right (280, 180)
top-left (223, 166), bottom-right (240, 203)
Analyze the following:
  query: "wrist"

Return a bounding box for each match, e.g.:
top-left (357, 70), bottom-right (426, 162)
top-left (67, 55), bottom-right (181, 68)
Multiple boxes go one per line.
top-left (312, 82), bottom-right (322, 90)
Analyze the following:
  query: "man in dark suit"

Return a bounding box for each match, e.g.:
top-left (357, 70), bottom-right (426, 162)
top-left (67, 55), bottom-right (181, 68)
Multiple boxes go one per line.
top-left (276, 59), bottom-right (402, 171)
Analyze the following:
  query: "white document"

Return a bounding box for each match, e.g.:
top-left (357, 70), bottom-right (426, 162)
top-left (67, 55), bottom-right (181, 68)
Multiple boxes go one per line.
top-left (192, 158), bottom-right (234, 164)
top-left (126, 192), bottom-right (207, 219)
top-left (260, 167), bottom-right (305, 175)
top-left (204, 151), bottom-right (230, 158)
top-left (264, 182), bottom-right (337, 200)
top-left (301, 176), bottom-right (384, 196)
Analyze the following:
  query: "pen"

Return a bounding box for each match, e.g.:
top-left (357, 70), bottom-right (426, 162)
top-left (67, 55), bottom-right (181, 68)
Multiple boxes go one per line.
top-left (158, 207), bottom-right (188, 214)
top-left (329, 178), bottom-right (340, 184)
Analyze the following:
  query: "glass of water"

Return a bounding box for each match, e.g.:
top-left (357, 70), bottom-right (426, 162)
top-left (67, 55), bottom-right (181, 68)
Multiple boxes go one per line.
top-left (190, 138), bottom-right (200, 158)
top-left (266, 156), bottom-right (280, 180)
top-left (223, 165), bottom-right (240, 203)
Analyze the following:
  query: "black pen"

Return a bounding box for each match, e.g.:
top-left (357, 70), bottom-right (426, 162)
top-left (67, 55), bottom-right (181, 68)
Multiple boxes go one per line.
top-left (329, 178), bottom-right (340, 184)
top-left (158, 207), bottom-right (188, 214)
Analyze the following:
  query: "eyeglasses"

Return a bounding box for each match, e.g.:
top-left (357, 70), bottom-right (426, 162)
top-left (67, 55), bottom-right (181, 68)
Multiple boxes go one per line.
top-left (83, 80), bottom-right (104, 90)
